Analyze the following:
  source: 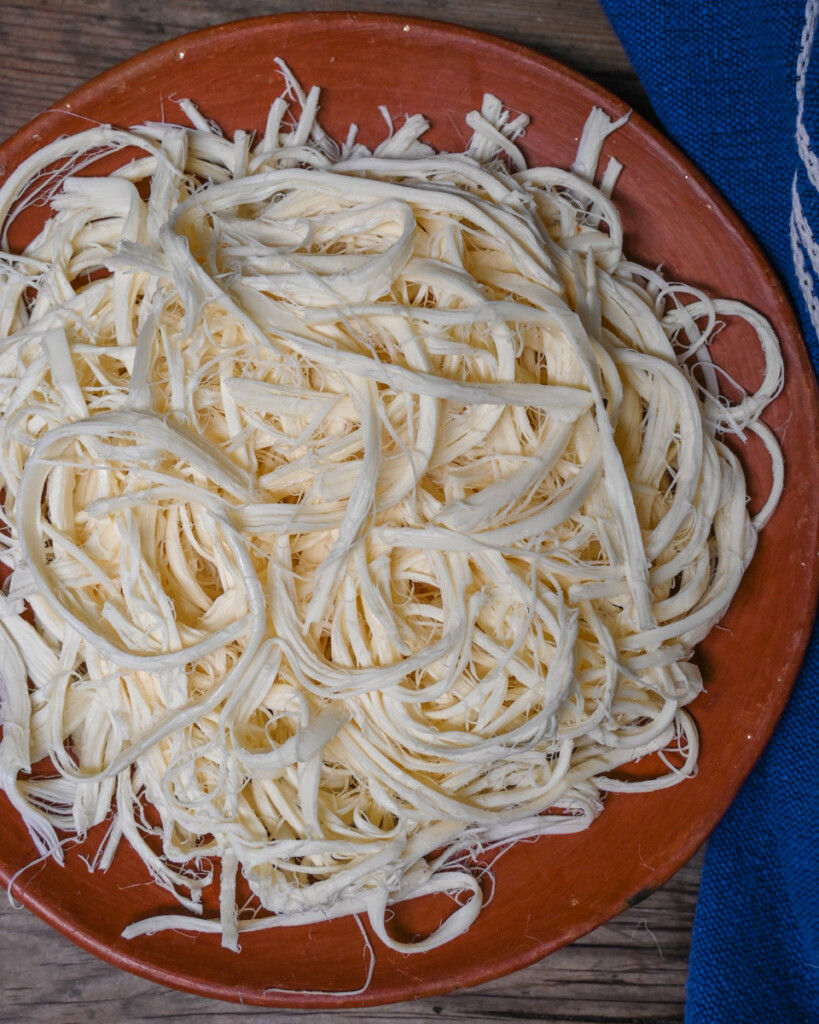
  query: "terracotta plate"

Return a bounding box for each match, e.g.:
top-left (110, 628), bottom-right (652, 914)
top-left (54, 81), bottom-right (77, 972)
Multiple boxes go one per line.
top-left (0, 12), bottom-right (817, 1008)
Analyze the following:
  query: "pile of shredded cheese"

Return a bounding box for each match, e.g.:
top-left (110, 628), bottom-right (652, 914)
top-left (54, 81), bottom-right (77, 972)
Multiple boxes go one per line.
top-left (0, 64), bottom-right (784, 953)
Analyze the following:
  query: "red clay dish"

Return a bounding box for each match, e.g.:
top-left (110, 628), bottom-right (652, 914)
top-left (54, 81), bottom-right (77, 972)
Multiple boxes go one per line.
top-left (0, 12), bottom-right (817, 1008)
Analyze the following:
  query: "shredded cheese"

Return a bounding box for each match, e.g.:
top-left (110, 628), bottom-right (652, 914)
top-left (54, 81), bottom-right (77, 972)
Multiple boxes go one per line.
top-left (0, 68), bottom-right (784, 953)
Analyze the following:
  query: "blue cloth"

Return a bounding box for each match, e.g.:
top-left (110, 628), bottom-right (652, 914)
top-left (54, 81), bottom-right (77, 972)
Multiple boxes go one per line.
top-left (597, 1), bottom-right (819, 1020)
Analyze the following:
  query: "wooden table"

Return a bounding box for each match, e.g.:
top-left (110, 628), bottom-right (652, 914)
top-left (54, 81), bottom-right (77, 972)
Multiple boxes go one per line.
top-left (0, 3), bottom-right (702, 1021)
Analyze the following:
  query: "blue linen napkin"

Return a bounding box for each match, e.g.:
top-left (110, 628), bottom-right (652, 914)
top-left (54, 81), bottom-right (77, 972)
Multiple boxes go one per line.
top-left (597, 1), bottom-right (819, 1019)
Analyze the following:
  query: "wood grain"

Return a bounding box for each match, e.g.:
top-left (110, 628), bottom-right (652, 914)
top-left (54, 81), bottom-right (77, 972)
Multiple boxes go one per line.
top-left (0, 3), bottom-right (698, 1022)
